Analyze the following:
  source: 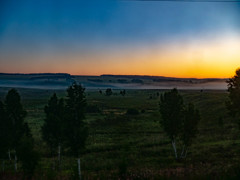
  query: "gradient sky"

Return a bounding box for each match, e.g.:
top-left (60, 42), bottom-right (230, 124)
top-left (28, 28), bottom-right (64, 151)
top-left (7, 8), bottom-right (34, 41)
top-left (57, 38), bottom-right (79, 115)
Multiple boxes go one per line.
top-left (0, 0), bottom-right (240, 78)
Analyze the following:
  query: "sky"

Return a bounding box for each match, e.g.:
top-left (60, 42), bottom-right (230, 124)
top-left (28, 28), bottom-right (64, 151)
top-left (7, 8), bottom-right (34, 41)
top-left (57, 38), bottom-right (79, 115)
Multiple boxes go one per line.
top-left (0, 0), bottom-right (240, 78)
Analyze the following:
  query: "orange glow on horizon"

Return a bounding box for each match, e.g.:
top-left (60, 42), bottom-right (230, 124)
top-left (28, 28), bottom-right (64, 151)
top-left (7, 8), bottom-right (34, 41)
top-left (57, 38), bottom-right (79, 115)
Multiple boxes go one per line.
top-left (1, 34), bottom-right (240, 79)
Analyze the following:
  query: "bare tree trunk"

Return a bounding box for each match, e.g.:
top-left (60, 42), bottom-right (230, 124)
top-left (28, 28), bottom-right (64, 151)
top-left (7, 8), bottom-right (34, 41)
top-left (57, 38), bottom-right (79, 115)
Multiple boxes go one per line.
top-left (171, 140), bottom-right (178, 159)
top-left (8, 150), bottom-right (11, 161)
top-left (77, 158), bottom-right (81, 180)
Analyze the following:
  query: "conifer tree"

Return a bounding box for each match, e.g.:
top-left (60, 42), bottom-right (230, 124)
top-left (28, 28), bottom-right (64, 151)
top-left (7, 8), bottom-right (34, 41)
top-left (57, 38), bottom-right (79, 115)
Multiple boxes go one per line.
top-left (42, 93), bottom-right (65, 165)
top-left (0, 100), bottom-right (8, 170)
top-left (159, 88), bottom-right (200, 159)
top-left (159, 88), bottom-right (184, 159)
top-left (226, 68), bottom-right (240, 118)
top-left (64, 83), bottom-right (88, 179)
top-left (5, 89), bottom-right (27, 171)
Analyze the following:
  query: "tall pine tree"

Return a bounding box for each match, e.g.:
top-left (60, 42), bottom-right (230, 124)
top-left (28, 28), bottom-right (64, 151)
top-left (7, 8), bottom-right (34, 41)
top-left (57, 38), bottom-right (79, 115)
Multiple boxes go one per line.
top-left (5, 89), bottom-right (27, 171)
top-left (159, 88), bottom-right (200, 159)
top-left (64, 83), bottom-right (88, 179)
top-left (0, 100), bottom-right (8, 170)
top-left (42, 93), bottom-right (65, 165)
top-left (159, 88), bottom-right (184, 159)
top-left (226, 68), bottom-right (240, 118)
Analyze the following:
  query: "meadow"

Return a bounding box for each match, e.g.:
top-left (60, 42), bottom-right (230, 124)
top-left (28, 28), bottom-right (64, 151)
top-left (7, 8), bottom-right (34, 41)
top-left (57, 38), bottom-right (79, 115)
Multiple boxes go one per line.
top-left (0, 87), bottom-right (240, 179)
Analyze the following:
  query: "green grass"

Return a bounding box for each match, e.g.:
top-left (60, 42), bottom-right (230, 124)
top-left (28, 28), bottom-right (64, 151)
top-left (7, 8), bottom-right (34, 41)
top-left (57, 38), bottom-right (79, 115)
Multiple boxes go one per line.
top-left (0, 87), bottom-right (240, 179)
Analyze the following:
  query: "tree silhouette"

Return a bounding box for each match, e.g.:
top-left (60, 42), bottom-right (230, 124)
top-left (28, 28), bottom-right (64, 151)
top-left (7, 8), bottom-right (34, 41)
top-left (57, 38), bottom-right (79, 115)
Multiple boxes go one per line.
top-left (42, 93), bottom-right (65, 166)
top-left (64, 83), bottom-right (88, 179)
top-left (120, 90), bottom-right (126, 96)
top-left (0, 100), bottom-right (8, 169)
top-left (159, 88), bottom-right (184, 159)
top-left (159, 88), bottom-right (200, 159)
top-left (105, 88), bottom-right (112, 96)
top-left (5, 89), bottom-right (27, 171)
top-left (226, 68), bottom-right (240, 118)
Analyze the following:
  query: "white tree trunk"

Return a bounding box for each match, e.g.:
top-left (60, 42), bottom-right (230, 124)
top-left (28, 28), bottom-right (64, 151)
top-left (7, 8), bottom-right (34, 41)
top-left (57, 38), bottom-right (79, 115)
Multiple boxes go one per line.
top-left (77, 158), bottom-right (81, 180)
top-left (171, 140), bottom-right (178, 159)
top-left (14, 153), bottom-right (17, 172)
top-left (8, 150), bottom-right (11, 161)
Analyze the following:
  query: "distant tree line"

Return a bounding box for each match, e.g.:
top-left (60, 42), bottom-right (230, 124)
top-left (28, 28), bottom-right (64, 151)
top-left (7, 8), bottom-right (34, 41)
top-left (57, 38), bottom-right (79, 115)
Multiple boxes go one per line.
top-left (98, 88), bottom-right (126, 96)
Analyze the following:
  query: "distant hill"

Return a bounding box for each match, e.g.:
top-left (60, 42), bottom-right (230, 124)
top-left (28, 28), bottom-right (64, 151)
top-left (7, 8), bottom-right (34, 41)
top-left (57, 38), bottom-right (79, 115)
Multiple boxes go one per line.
top-left (100, 74), bottom-right (226, 82)
top-left (0, 73), bottom-right (71, 76)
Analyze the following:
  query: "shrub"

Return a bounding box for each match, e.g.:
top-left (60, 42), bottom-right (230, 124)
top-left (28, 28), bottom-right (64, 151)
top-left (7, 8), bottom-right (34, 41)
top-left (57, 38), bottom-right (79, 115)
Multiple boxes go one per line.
top-left (105, 88), bottom-right (112, 96)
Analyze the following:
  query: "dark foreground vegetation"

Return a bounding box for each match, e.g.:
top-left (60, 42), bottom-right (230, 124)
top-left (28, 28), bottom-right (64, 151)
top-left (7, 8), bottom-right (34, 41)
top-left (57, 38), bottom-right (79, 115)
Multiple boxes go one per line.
top-left (0, 71), bottom-right (240, 179)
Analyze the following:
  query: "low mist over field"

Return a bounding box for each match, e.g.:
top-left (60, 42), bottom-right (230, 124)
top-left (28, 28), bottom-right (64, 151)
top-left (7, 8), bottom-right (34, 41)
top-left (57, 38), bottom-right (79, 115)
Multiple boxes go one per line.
top-left (0, 73), bottom-right (227, 90)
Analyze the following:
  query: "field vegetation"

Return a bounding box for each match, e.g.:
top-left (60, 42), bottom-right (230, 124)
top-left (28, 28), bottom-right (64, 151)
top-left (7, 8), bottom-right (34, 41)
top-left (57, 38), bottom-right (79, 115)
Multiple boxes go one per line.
top-left (0, 86), bottom-right (240, 179)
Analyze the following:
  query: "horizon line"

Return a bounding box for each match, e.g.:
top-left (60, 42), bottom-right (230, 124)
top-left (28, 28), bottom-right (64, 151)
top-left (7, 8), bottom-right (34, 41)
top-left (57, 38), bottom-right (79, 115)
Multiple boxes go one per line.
top-left (0, 72), bottom-right (229, 79)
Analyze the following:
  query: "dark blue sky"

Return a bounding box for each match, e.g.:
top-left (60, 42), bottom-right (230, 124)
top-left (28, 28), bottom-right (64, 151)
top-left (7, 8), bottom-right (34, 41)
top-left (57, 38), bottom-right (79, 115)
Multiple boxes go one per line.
top-left (0, 0), bottom-right (240, 77)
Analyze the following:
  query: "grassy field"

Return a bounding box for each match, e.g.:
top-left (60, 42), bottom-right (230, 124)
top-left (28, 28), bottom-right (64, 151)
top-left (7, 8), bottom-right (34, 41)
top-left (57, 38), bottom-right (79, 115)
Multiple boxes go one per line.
top-left (0, 87), bottom-right (240, 179)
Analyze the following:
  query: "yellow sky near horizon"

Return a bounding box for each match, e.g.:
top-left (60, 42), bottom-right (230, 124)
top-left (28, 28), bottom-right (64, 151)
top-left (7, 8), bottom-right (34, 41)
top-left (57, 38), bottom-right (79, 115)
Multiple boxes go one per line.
top-left (1, 34), bottom-right (240, 78)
